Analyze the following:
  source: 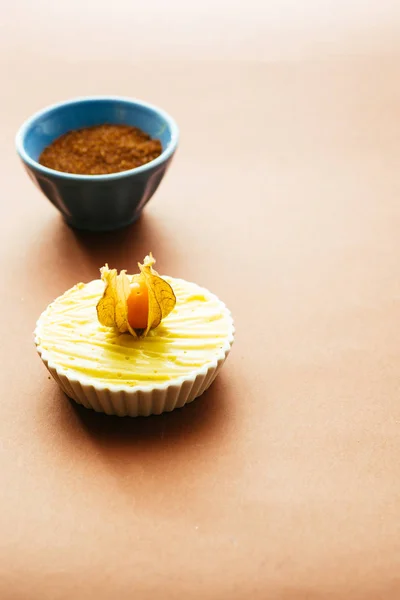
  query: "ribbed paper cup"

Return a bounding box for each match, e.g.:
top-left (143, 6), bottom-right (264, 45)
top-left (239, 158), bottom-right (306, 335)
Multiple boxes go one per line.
top-left (35, 306), bottom-right (234, 417)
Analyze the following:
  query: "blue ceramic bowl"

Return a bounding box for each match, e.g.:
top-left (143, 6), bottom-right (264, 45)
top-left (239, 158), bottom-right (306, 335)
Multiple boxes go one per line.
top-left (16, 96), bottom-right (179, 231)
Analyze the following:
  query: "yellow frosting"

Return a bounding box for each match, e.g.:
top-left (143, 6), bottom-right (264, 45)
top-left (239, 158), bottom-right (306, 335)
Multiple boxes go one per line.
top-left (36, 277), bottom-right (233, 388)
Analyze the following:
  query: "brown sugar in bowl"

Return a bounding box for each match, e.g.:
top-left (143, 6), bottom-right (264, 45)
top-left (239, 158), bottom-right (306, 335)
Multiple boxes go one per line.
top-left (16, 96), bottom-right (179, 232)
top-left (39, 124), bottom-right (163, 176)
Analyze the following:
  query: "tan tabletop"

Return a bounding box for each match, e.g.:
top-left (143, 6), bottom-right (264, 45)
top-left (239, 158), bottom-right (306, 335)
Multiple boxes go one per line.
top-left (1, 3), bottom-right (400, 599)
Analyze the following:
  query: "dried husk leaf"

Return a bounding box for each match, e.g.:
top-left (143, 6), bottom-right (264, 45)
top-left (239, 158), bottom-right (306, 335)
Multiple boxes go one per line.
top-left (139, 254), bottom-right (176, 335)
top-left (96, 265), bottom-right (137, 337)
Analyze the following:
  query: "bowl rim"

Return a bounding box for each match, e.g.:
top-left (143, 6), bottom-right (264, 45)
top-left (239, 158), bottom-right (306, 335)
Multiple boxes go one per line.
top-left (15, 95), bottom-right (179, 182)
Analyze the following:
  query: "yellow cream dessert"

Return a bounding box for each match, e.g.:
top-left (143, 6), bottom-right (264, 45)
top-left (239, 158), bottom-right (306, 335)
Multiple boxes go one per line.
top-left (35, 255), bottom-right (234, 416)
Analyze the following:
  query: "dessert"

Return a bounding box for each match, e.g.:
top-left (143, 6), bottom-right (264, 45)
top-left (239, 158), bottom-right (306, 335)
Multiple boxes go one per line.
top-left (35, 255), bottom-right (234, 416)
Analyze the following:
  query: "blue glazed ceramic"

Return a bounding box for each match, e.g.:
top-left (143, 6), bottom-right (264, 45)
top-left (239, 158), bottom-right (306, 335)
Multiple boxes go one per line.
top-left (16, 96), bottom-right (179, 231)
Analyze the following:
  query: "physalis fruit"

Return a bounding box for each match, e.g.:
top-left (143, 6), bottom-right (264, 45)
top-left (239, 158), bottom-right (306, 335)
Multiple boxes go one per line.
top-left (96, 253), bottom-right (176, 337)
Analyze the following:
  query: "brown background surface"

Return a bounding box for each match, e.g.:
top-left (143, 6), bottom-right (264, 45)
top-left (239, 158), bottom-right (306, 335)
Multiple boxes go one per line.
top-left (1, 3), bottom-right (400, 599)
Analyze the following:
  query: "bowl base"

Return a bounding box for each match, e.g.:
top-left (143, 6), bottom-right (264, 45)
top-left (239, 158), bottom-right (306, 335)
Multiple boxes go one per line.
top-left (64, 213), bottom-right (141, 232)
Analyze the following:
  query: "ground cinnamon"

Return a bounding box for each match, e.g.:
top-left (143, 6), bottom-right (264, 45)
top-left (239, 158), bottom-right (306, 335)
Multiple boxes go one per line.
top-left (39, 124), bottom-right (162, 175)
